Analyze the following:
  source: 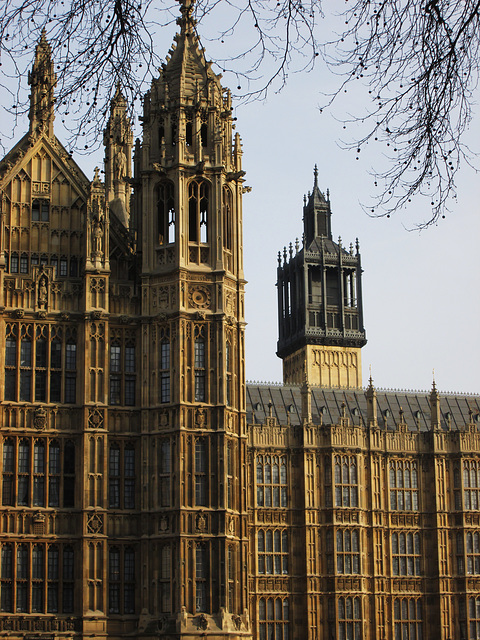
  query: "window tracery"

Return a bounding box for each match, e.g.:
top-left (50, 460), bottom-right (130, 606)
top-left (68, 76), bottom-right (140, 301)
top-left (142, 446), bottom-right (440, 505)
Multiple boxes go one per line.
top-left (389, 460), bottom-right (419, 511)
top-left (391, 532), bottom-right (421, 576)
top-left (108, 546), bottom-right (136, 614)
top-left (336, 529), bottom-right (360, 574)
top-left (334, 455), bottom-right (359, 507)
top-left (257, 529), bottom-right (288, 575)
top-left (338, 596), bottom-right (362, 640)
top-left (2, 437), bottom-right (75, 507)
top-left (256, 455), bottom-right (288, 508)
top-left (0, 542), bottom-right (74, 613)
top-left (394, 598), bottom-right (422, 640)
top-left (258, 597), bottom-right (289, 640)
top-left (5, 323), bottom-right (76, 403)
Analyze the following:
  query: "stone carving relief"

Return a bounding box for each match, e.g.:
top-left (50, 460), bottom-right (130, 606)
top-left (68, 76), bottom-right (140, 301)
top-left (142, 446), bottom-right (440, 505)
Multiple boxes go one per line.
top-left (195, 407), bottom-right (207, 429)
top-left (189, 285), bottom-right (211, 310)
top-left (88, 408), bottom-right (104, 429)
top-left (86, 513), bottom-right (104, 534)
top-left (33, 406), bottom-right (47, 430)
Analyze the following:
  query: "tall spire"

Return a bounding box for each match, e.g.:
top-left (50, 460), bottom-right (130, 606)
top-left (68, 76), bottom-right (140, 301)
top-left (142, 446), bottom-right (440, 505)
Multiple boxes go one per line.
top-left (28, 29), bottom-right (56, 138)
top-left (303, 165), bottom-right (331, 243)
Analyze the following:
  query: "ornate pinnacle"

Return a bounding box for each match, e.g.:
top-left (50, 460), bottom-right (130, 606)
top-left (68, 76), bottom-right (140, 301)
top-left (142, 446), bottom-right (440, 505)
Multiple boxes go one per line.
top-left (177, 0), bottom-right (196, 30)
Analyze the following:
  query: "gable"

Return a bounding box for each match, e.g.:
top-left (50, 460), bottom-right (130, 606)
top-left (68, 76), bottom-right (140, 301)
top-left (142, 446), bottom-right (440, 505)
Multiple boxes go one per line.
top-left (0, 134), bottom-right (90, 276)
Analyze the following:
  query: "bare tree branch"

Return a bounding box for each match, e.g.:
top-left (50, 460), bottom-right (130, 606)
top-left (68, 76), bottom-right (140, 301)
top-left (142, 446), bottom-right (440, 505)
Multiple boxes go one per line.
top-left (0, 0), bottom-right (478, 226)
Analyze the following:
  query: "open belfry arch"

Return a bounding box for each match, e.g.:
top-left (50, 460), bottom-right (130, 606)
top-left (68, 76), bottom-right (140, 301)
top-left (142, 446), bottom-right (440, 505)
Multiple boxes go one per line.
top-left (0, 2), bottom-right (480, 640)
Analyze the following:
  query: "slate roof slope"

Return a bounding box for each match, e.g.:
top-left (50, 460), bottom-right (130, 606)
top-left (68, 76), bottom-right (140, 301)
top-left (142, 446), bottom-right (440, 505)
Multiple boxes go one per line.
top-left (246, 384), bottom-right (480, 432)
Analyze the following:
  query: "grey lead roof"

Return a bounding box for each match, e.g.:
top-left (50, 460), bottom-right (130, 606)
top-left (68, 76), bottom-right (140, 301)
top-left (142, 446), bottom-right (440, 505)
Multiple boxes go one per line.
top-left (246, 384), bottom-right (480, 432)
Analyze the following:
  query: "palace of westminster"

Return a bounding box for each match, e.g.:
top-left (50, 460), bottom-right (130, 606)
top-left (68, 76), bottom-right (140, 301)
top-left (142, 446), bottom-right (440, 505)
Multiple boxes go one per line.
top-left (0, 2), bottom-right (479, 639)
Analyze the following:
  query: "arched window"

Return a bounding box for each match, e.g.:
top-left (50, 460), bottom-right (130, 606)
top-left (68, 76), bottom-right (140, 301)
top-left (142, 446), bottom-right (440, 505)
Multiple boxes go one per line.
top-left (188, 180), bottom-right (209, 243)
top-left (157, 182), bottom-right (175, 245)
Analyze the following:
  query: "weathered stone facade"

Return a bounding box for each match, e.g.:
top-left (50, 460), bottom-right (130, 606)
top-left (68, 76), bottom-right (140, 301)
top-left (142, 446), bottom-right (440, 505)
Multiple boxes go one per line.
top-left (0, 5), bottom-right (479, 640)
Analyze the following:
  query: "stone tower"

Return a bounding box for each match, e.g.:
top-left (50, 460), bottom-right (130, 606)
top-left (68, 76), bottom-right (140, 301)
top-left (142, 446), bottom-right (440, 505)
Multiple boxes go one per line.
top-left (133, 0), bottom-right (250, 636)
top-left (276, 167), bottom-right (367, 388)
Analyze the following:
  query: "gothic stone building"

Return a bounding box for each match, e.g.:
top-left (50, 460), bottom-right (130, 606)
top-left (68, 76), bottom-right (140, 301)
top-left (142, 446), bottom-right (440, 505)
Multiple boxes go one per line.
top-left (0, 4), bottom-right (479, 640)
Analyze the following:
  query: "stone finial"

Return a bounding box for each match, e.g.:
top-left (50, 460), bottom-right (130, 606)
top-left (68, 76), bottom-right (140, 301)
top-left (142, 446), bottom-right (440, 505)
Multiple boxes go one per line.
top-left (366, 372), bottom-right (378, 428)
top-left (28, 29), bottom-right (57, 138)
top-left (430, 376), bottom-right (441, 430)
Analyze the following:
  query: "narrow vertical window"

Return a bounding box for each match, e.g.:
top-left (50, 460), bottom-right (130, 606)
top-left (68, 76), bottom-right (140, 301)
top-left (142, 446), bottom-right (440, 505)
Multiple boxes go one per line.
top-left (63, 441), bottom-right (75, 507)
top-left (159, 545), bottom-right (171, 612)
top-left (5, 328), bottom-right (17, 401)
top-left (188, 180), bottom-right (210, 244)
top-left (226, 442), bottom-right (233, 509)
top-left (124, 445), bottom-right (135, 509)
top-left (35, 328), bottom-right (47, 402)
top-left (200, 122), bottom-right (208, 148)
top-left (195, 544), bottom-right (208, 612)
top-left (223, 186), bottom-right (233, 252)
top-left (16, 545), bottom-right (28, 612)
top-left (228, 546), bottom-right (235, 613)
top-left (33, 440), bottom-right (45, 506)
top-left (159, 439), bottom-right (171, 507)
top-left (1, 544), bottom-right (13, 612)
top-left (110, 344), bottom-right (121, 405)
top-left (160, 339), bottom-right (171, 403)
top-left (124, 344), bottom-right (136, 406)
top-left (20, 327), bottom-right (32, 401)
top-left (47, 545), bottom-right (59, 613)
top-left (64, 341), bottom-right (76, 403)
top-left (62, 546), bottom-right (74, 613)
top-left (195, 438), bottom-right (208, 507)
top-left (2, 440), bottom-right (14, 506)
top-left (17, 440), bottom-right (30, 506)
top-left (109, 444), bottom-right (120, 508)
top-left (109, 547), bottom-right (120, 614)
top-left (157, 182), bottom-right (175, 246)
top-left (48, 441), bottom-right (60, 507)
top-left (124, 547), bottom-right (135, 614)
top-left (226, 341), bottom-right (232, 406)
top-left (194, 333), bottom-right (206, 402)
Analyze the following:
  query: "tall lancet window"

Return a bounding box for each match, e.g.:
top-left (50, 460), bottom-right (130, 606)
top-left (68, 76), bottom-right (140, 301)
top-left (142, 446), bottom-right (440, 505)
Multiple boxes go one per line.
top-left (188, 180), bottom-right (209, 244)
top-left (157, 182), bottom-right (175, 245)
top-left (223, 186), bottom-right (233, 252)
